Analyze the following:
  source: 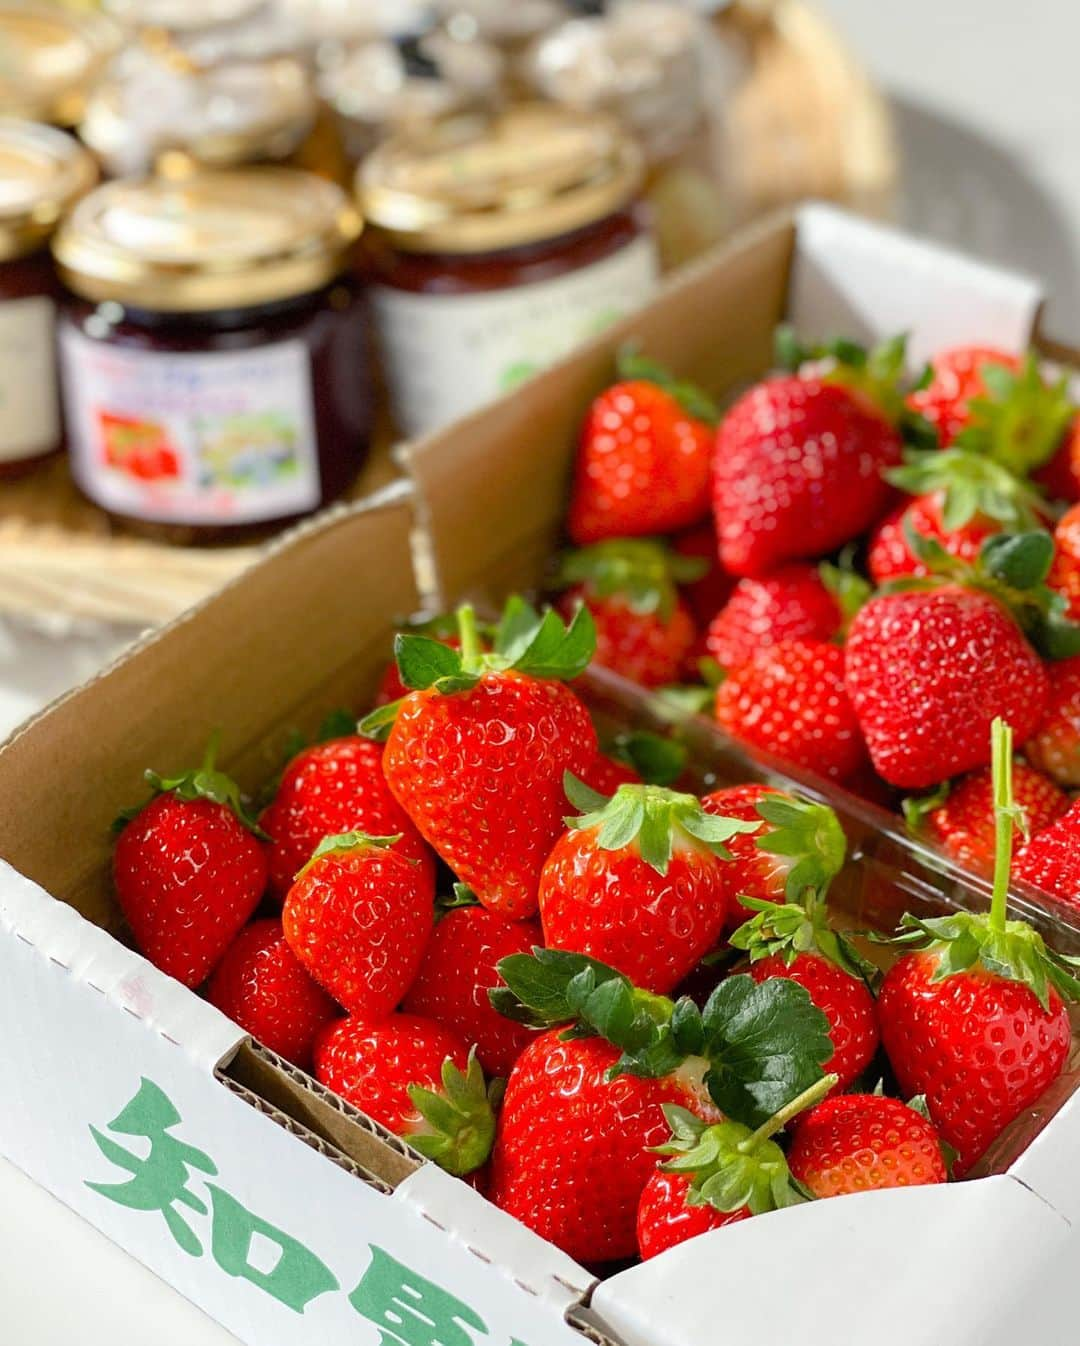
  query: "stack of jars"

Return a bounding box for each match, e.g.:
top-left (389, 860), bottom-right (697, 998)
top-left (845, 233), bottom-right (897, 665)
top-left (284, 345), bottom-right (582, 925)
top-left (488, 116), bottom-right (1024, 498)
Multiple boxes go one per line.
top-left (0, 0), bottom-right (834, 540)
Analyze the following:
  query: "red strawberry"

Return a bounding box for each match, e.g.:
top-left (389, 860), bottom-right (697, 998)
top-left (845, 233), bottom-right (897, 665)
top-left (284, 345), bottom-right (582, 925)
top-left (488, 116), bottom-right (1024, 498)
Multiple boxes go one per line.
top-left (1048, 503), bottom-right (1080, 620)
top-left (206, 918), bottom-right (338, 1069)
top-left (489, 1032), bottom-right (713, 1262)
top-left (907, 345), bottom-right (1021, 447)
top-left (1035, 414), bottom-right (1080, 502)
top-left (1026, 654), bottom-right (1080, 786)
top-left (490, 947), bottom-right (834, 1263)
top-left (701, 783), bottom-right (786, 929)
top-left (637, 1070), bottom-right (836, 1258)
top-left (538, 781), bottom-right (761, 993)
top-left (845, 586), bottom-right (1047, 788)
top-left (879, 719), bottom-right (1079, 1174)
top-left (371, 601), bottom-right (598, 919)
top-left (554, 540), bottom-right (702, 689)
top-left (314, 1012), bottom-right (497, 1174)
top-left (403, 904), bottom-right (541, 1078)
top-left (714, 638), bottom-right (866, 783)
top-left (261, 737), bottom-right (433, 898)
top-left (788, 1095), bottom-right (947, 1197)
top-left (671, 522), bottom-right (736, 625)
top-left (704, 564), bottom-right (846, 672)
top-left (910, 347), bottom-right (1072, 474)
top-left (636, 1167), bottom-right (747, 1260)
top-left (581, 752), bottom-right (641, 796)
top-left (727, 791), bottom-right (879, 1091)
top-left (905, 761), bottom-right (1068, 876)
top-left (1014, 798), bottom-right (1080, 910)
top-left (282, 832), bottom-right (435, 1016)
top-left (868, 495), bottom-right (999, 585)
top-left (713, 375), bottom-right (902, 576)
top-left (568, 354), bottom-right (716, 545)
top-left (113, 741), bottom-right (268, 988)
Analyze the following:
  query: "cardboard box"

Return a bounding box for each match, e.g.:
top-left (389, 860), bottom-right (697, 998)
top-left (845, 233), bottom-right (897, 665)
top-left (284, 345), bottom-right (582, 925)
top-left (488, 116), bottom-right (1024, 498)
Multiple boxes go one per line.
top-left (1, 207), bottom-right (1078, 1346)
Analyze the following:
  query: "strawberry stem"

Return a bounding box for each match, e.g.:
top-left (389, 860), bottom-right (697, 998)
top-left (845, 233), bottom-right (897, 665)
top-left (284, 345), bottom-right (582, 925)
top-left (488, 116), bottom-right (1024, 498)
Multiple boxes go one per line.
top-left (737, 1072), bottom-right (838, 1152)
top-left (990, 717), bottom-right (1014, 934)
top-left (203, 728), bottom-right (222, 774)
top-left (457, 604), bottom-right (481, 668)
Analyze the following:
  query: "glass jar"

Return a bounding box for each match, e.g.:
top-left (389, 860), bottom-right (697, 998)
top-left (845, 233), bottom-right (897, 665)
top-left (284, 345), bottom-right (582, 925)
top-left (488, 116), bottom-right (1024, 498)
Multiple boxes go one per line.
top-left (526, 1), bottom-right (735, 270)
top-left (0, 2), bottom-right (120, 126)
top-left (79, 45), bottom-right (319, 179)
top-left (0, 120), bottom-right (98, 477)
top-left (359, 104), bottom-right (658, 438)
top-left (52, 166), bottom-right (371, 543)
top-left (433, 0), bottom-right (567, 93)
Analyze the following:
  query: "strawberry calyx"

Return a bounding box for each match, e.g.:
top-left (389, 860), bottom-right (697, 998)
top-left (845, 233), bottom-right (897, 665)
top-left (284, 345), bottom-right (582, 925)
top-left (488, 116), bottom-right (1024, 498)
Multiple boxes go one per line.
top-left (616, 345), bottom-right (719, 425)
top-left (889, 719), bottom-right (1080, 1012)
top-left (774, 325), bottom-right (936, 444)
top-left (117, 731), bottom-right (266, 838)
top-left (553, 539), bottom-right (707, 624)
top-left (359, 596), bottom-right (597, 739)
top-left (436, 883), bottom-right (480, 914)
top-left (296, 830), bottom-right (403, 881)
top-left (953, 353), bottom-right (1075, 476)
top-left (901, 780), bottom-right (951, 834)
top-left (406, 1048), bottom-right (500, 1177)
top-left (491, 947), bottom-right (833, 1128)
top-left (563, 774), bottom-right (762, 877)
top-left (887, 523), bottom-right (1080, 660)
top-left (655, 1072), bottom-right (837, 1216)
top-left (728, 793), bottom-right (876, 983)
top-left (886, 446), bottom-right (1049, 533)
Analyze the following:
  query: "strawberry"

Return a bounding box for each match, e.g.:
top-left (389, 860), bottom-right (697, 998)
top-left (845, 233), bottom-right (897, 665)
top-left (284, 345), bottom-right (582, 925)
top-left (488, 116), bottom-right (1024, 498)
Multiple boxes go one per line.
top-left (113, 738), bottom-right (268, 988)
top-left (364, 599), bottom-right (598, 919)
top-left (402, 902), bottom-right (541, 1078)
top-left (377, 638), bottom-right (460, 707)
top-left (878, 719), bottom-right (1080, 1174)
top-left (1025, 654), bottom-right (1080, 786)
top-left (538, 779), bottom-right (762, 993)
top-left (282, 832), bottom-right (435, 1016)
top-left (728, 792), bottom-right (879, 1091)
top-left (714, 638), bottom-right (866, 783)
top-left (712, 330), bottom-right (917, 577)
top-left (787, 1094), bottom-right (948, 1198)
top-left (261, 736), bottom-right (433, 898)
top-left (1048, 503), bottom-right (1080, 620)
top-left (638, 1071), bottom-right (837, 1259)
top-left (845, 551), bottom-right (1052, 789)
top-left (704, 563), bottom-right (856, 672)
top-left (567, 351), bottom-right (717, 545)
top-left (491, 948), bottom-right (834, 1262)
top-left (701, 783), bottom-right (785, 929)
top-left (373, 615), bottom-right (495, 708)
top-left (904, 761), bottom-right (1068, 876)
top-left (1035, 414), bottom-right (1080, 502)
top-left (1014, 798), bottom-right (1080, 911)
top-left (671, 522), bottom-right (736, 625)
top-left (581, 752), bottom-right (641, 796)
top-left (553, 539), bottom-right (702, 689)
top-left (206, 918), bottom-right (338, 1069)
top-left (314, 1014), bottom-right (497, 1174)
top-left (910, 347), bottom-right (1072, 473)
top-left (636, 1167), bottom-right (746, 1260)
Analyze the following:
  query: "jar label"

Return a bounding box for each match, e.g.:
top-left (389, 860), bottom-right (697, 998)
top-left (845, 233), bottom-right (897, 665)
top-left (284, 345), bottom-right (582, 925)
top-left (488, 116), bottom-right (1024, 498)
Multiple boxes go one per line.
top-left (60, 327), bottom-right (321, 525)
top-left (372, 234), bottom-right (660, 439)
top-left (0, 296), bottom-right (60, 463)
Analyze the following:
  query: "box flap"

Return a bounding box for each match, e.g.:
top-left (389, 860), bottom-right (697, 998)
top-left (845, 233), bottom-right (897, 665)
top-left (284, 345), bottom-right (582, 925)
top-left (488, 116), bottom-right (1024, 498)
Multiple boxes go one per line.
top-left (790, 203), bottom-right (1044, 361)
top-left (591, 1175), bottom-right (1070, 1346)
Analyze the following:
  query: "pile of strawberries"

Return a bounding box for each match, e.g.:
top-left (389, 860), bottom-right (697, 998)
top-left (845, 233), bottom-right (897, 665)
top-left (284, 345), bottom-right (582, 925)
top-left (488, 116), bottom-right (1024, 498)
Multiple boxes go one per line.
top-left (112, 591), bottom-right (1080, 1268)
top-left (561, 338), bottom-right (1080, 909)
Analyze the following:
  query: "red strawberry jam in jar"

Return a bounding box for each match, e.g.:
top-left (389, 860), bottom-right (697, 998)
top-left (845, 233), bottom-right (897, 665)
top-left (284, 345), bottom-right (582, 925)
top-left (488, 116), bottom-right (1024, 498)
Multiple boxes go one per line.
top-left (358, 104), bottom-right (658, 438)
top-left (0, 120), bottom-right (97, 478)
top-left (52, 166), bottom-right (372, 542)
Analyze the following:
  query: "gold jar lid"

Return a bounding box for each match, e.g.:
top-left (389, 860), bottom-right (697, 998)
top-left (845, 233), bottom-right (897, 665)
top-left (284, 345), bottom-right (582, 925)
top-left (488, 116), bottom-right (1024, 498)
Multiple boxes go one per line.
top-left (359, 103), bottom-right (644, 254)
top-left (80, 53), bottom-right (317, 177)
top-left (0, 3), bottom-right (120, 125)
top-left (53, 166), bottom-right (361, 311)
top-left (0, 118), bottom-right (98, 261)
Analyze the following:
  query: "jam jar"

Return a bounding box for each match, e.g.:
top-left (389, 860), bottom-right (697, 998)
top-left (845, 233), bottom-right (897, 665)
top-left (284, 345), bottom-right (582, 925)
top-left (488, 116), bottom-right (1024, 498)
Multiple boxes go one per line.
top-left (358, 104), bottom-right (658, 438)
top-left (0, 2), bottom-right (120, 127)
top-left (52, 166), bottom-right (372, 543)
top-left (0, 120), bottom-right (98, 477)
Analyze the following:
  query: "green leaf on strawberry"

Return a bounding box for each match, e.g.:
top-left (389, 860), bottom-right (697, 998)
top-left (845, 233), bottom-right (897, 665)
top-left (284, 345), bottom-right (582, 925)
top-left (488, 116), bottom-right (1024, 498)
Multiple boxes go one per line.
top-left (552, 539), bottom-right (707, 623)
top-left (886, 446), bottom-right (1048, 533)
top-left (606, 730), bottom-right (687, 787)
top-left (296, 830), bottom-right (403, 880)
top-left (117, 732), bottom-right (267, 838)
top-left (616, 345), bottom-right (720, 425)
top-left (406, 1049), bottom-right (500, 1177)
top-left (953, 353), bottom-right (1075, 476)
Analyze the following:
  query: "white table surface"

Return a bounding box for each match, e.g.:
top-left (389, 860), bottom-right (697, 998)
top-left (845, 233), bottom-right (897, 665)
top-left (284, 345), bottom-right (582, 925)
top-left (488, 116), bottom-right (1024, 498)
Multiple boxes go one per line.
top-left (3, 2), bottom-right (1079, 1341)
